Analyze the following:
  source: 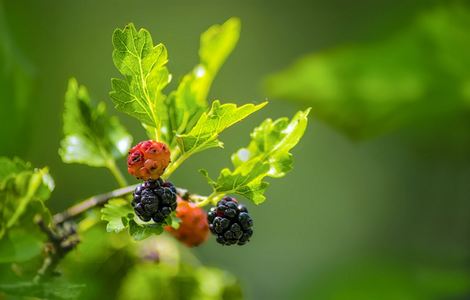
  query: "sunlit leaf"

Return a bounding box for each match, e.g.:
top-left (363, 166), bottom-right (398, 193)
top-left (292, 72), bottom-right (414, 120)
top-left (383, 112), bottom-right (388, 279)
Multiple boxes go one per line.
top-left (110, 23), bottom-right (170, 140)
top-left (204, 109), bottom-right (310, 204)
top-left (101, 198), bottom-right (133, 233)
top-left (176, 100), bottom-right (267, 156)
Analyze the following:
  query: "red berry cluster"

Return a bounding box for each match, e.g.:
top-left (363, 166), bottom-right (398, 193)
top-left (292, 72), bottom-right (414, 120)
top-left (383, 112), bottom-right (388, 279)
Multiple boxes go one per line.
top-left (127, 140), bottom-right (171, 180)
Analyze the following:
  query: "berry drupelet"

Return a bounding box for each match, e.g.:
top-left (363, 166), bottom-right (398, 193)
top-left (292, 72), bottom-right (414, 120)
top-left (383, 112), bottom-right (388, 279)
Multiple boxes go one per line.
top-left (127, 140), bottom-right (171, 180)
top-left (207, 196), bottom-right (253, 246)
top-left (132, 179), bottom-right (177, 224)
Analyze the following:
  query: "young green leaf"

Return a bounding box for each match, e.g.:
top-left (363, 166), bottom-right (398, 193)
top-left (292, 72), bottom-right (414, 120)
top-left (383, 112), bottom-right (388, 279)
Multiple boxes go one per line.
top-left (203, 108), bottom-right (310, 204)
top-left (128, 220), bottom-right (163, 241)
top-left (176, 100), bottom-right (267, 156)
top-left (101, 199), bottom-right (133, 233)
top-left (59, 78), bottom-right (132, 168)
top-left (165, 18), bottom-right (241, 145)
top-left (101, 198), bottom-right (172, 240)
top-left (110, 23), bottom-right (170, 141)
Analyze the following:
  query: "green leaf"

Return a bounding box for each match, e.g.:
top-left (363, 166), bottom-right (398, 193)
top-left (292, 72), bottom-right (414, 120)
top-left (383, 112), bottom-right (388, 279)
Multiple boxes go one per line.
top-left (265, 6), bottom-right (470, 145)
top-left (100, 198), bottom-right (167, 240)
top-left (110, 23), bottom-right (170, 140)
top-left (59, 78), bottom-right (132, 167)
top-left (101, 198), bottom-right (166, 239)
top-left (0, 157), bottom-right (54, 239)
top-left (101, 198), bottom-right (133, 233)
top-left (128, 219), bottom-right (163, 241)
top-left (176, 100), bottom-right (267, 155)
top-left (205, 109), bottom-right (310, 204)
top-left (165, 18), bottom-right (241, 145)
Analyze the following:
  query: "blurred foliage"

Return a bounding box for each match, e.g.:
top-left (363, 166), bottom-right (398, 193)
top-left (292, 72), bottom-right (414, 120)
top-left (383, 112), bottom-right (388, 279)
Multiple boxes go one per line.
top-left (266, 4), bottom-right (470, 151)
top-left (0, 157), bottom-right (56, 297)
top-left (61, 228), bottom-right (242, 300)
top-left (118, 263), bottom-right (242, 300)
top-left (295, 260), bottom-right (470, 300)
top-left (0, 279), bottom-right (85, 300)
top-left (0, 3), bottom-right (35, 156)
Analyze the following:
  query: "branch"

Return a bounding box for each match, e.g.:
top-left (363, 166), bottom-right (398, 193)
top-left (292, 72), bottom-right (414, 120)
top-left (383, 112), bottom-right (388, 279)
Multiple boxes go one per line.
top-left (53, 184), bottom-right (209, 224)
top-left (34, 219), bottom-right (80, 283)
top-left (53, 184), bottom-right (138, 224)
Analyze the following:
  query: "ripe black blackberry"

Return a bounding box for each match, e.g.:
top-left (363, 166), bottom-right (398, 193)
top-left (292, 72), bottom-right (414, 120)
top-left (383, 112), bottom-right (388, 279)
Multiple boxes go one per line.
top-left (207, 196), bottom-right (253, 246)
top-left (132, 179), bottom-right (177, 223)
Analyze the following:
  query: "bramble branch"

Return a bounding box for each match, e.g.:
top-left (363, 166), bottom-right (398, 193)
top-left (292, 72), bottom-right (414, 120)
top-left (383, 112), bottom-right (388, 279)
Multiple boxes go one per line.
top-left (53, 184), bottom-right (209, 224)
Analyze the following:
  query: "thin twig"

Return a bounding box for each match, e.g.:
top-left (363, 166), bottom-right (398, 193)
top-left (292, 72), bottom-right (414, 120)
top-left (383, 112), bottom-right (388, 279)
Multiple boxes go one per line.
top-left (53, 184), bottom-right (138, 224)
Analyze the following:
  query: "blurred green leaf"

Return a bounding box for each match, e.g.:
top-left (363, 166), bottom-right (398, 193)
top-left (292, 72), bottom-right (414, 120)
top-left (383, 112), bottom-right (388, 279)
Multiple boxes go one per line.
top-left (265, 5), bottom-right (470, 144)
top-left (165, 18), bottom-right (240, 146)
top-left (118, 263), bottom-right (242, 300)
top-left (0, 157), bottom-right (53, 263)
top-left (0, 227), bottom-right (43, 263)
top-left (0, 279), bottom-right (84, 300)
top-left (110, 23), bottom-right (170, 141)
top-left (59, 78), bottom-right (132, 167)
top-left (0, 157), bottom-right (30, 183)
top-left (176, 100), bottom-right (267, 156)
top-left (296, 261), bottom-right (470, 300)
top-left (203, 109), bottom-right (310, 204)
top-left (0, 157), bottom-right (54, 239)
top-left (101, 198), bottom-right (133, 233)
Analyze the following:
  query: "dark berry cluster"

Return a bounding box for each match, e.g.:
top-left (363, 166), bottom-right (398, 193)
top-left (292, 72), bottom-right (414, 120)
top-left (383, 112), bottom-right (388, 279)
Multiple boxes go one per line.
top-left (208, 196), bottom-right (253, 246)
top-left (132, 179), bottom-right (177, 223)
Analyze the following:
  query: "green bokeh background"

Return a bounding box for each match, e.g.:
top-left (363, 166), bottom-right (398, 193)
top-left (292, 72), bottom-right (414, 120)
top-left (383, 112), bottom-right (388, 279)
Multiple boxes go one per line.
top-left (2, 0), bottom-right (470, 299)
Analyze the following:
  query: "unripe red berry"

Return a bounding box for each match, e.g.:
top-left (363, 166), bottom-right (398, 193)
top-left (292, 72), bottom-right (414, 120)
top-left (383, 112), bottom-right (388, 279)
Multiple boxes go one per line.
top-left (165, 197), bottom-right (209, 247)
top-left (127, 140), bottom-right (170, 180)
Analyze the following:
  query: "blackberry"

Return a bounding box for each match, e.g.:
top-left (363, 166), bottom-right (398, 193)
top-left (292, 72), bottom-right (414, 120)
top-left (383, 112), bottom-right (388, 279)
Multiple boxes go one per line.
top-left (207, 196), bottom-right (253, 246)
top-left (132, 179), bottom-right (177, 224)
